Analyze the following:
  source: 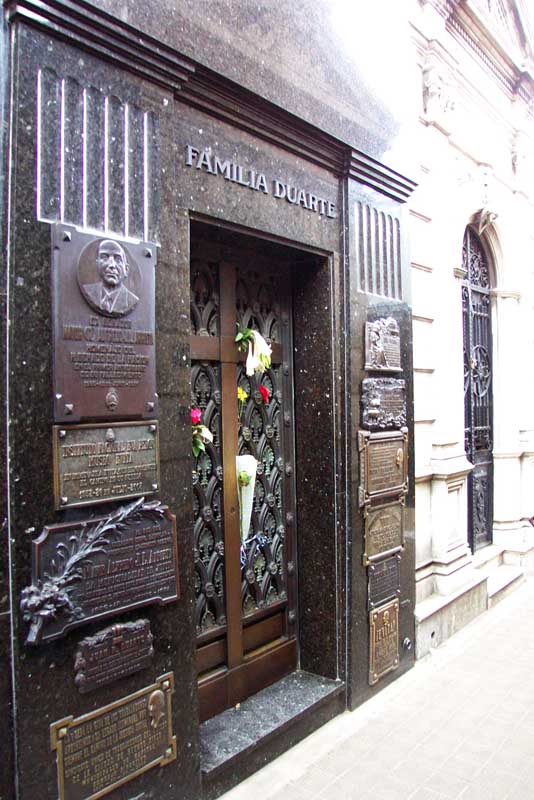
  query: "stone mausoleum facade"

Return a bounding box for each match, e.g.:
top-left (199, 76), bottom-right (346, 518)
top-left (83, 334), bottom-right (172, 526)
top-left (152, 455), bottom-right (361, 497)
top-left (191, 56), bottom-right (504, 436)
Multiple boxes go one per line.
top-left (0, 1), bottom-right (532, 800)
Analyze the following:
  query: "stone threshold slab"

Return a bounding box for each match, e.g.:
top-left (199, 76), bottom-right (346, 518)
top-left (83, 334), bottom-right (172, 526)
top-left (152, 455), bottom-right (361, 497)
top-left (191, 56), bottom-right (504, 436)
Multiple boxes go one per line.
top-left (200, 670), bottom-right (344, 789)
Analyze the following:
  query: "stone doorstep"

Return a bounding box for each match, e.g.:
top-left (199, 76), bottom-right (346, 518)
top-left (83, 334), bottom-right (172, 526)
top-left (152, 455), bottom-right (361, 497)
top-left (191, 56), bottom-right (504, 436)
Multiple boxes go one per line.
top-left (472, 543), bottom-right (505, 574)
top-left (200, 670), bottom-right (345, 799)
top-left (487, 565), bottom-right (525, 607)
top-left (415, 571), bottom-right (487, 623)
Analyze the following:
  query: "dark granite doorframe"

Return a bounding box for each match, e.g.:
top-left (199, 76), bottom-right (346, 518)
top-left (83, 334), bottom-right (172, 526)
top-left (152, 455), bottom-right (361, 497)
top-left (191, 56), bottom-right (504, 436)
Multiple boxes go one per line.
top-left (185, 217), bottom-right (345, 783)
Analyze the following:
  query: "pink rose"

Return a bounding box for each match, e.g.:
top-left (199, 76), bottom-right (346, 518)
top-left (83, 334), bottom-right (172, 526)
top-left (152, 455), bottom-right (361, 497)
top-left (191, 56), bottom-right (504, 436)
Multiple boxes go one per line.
top-left (191, 408), bottom-right (202, 425)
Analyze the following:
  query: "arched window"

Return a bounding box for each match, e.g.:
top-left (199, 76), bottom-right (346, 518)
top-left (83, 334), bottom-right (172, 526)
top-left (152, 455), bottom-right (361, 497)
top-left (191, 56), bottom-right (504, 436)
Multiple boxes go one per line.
top-left (462, 226), bottom-right (493, 551)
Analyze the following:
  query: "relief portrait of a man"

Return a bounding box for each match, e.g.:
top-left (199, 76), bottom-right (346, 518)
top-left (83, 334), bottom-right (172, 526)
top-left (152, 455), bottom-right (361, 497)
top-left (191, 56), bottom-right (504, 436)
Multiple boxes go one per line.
top-left (82, 239), bottom-right (139, 317)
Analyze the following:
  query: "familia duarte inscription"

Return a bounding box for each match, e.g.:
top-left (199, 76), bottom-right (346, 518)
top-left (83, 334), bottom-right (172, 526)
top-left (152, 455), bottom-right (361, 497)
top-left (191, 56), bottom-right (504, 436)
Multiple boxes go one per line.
top-left (50, 673), bottom-right (176, 800)
top-left (52, 224), bottom-right (158, 422)
top-left (20, 499), bottom-right (179, 645)
top-left (185, 144), bottom-right (337, 217)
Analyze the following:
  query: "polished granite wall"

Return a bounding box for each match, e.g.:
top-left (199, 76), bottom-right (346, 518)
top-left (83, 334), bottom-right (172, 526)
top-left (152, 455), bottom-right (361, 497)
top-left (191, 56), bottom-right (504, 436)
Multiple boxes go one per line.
top-left (0, 12), bottom-right (15, 800)
top-left (345, 180), bottom-right (416, 709)
top-left (6, 27), bottom-right (200, 800)
top-left (3, 4), bottom-right (415, 799)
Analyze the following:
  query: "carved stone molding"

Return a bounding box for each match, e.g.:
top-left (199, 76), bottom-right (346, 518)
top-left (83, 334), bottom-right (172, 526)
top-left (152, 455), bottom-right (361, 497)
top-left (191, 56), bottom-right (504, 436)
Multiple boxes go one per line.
top-left (422, 63), bottom-right (456, 131)
top-left (474, 207), bottom-right (498, 236)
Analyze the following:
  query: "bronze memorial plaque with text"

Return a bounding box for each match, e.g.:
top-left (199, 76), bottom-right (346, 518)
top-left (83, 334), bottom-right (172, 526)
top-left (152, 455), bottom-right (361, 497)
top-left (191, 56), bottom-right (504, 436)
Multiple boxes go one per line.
top-left (368, 553), bottom-right (401, 609)
top-left (358, 429), bottom-right (408, 506)
top-left (74, 619), bottom-right (154, 694)
top-left (52, 224), bottom-right (158, 422)
top-left (369, 598), bottom-right (399, 686)
top-left (20, 501), bottom-right (179, 645)
top-left (53, 421), bottom-right (159, 510)
top-left (50, 673), bottom-right (176, 800)
top-left (363, 501), bottom-right (404, 565)
top-left (361, 378), bottom-right (406, 430)
top-left (364, 317), bottom-right (402, 372)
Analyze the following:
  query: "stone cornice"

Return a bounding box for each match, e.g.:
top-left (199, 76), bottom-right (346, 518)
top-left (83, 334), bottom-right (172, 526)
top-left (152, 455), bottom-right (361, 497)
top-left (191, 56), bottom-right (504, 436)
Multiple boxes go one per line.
top-left (446, 0), bottom-right (534, 105)
top-left (4, 0), bottom-right (418, 203)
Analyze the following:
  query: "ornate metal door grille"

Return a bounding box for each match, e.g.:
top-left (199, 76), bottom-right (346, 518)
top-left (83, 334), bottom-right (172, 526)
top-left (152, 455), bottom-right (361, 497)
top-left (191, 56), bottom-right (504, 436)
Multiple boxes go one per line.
top-left (190, 230), bottom-right (298, 722)
top-left (462, 227), bottom-right (493, 551)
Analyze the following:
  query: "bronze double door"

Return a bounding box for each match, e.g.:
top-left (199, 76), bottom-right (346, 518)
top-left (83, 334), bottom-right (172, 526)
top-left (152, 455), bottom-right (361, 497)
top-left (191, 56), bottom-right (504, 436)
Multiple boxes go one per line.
top-left (190, 229), bottom-right (298, 722)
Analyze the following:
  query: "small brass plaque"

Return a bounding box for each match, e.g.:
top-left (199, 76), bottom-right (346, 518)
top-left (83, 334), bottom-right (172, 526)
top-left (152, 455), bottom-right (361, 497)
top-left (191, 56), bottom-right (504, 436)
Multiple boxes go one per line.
top-left (51, 224), bottom-right (158, 423)
top-left (361, 378), bottom-right (406, 430)
top-left (50, 672), bottom-right (176, 800)
top-left (53, 421), bottom-right (160, 509)
top-left (364, 317), bottom-right (402, 372)
top-left (74, 619), bottom-right (154, 694)
top-left (368, 554), bottom-right (401, 609)
top-left (363, 501), bottom-right (404, 565)
top-left (369, 598), bottom-right (399, 686)
top-left (358, 429), bottom-right (408, 506)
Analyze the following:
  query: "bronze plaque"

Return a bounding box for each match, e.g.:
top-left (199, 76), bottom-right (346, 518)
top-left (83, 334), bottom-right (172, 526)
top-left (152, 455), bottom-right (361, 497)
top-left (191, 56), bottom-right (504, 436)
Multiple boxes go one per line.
top-left (363, 501), bottom-right (404, 565)
top-left (369, 598), bottom-right (399, 686)
top-left (74, 619), bottom-right (154, 694)
top-left (52, 224), bottom-right (158, 422)
top-left (368, 554), bottom-right (401, 609)
top-left (364, 317), bottom-right (402, 372)
top-left (358, 429), bottom-right (408, 506)
top-left (361, 378), bottom-right (406, 430)
top-left (53, 421), bottom-right (159, 509)
top-left (50, 672), bottom-right (176, 800)
top-left (20, 501), bottom-right (179, 645)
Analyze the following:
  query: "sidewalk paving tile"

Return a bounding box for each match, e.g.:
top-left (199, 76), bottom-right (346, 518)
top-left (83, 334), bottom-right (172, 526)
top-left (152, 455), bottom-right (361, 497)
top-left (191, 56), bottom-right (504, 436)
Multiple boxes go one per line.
top-left (219, 580), bottom-right (534, 800)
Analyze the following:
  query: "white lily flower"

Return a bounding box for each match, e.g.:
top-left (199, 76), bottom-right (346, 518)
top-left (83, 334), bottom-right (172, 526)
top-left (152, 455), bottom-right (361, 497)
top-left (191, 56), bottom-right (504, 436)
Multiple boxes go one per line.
top-left (246, 341), bottom-right (260, 376)
top-left (199, 425), bottom-right (213, 443)
top-left (251, 331), bottom-right (272, 373)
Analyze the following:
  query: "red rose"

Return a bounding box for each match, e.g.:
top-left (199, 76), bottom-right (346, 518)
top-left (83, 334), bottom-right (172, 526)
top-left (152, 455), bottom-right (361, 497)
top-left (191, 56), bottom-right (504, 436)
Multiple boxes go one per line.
top-left (191, 408), bottom-right (202, 425)
top-left (259, 385), bottom-right (270, 404)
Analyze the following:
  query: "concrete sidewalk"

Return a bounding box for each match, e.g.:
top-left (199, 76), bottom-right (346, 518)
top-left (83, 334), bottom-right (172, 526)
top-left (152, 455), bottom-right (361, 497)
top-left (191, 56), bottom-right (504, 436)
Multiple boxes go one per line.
top-left (220, 580), bottom-right (534, 800)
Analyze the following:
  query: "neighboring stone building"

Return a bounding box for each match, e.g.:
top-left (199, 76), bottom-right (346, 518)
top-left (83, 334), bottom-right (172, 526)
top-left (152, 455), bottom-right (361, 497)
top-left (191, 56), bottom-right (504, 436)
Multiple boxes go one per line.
top-left (408, 0), bottom-right (534, 655)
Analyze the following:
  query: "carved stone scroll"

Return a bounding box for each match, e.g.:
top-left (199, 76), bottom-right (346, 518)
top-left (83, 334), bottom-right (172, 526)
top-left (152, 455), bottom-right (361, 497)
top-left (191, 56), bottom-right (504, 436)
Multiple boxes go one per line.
top-left (50, 673), bottom-right (176, 800)
top-left (52, 224), bottom-right (158, 423)
top-left (20, 500), bottom-right (179, 645)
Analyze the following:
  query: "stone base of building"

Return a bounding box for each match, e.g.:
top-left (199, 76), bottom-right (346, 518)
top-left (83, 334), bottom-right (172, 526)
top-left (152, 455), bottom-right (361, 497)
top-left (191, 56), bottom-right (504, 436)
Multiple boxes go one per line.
top-left (415, 536), bottom-right (533, 658)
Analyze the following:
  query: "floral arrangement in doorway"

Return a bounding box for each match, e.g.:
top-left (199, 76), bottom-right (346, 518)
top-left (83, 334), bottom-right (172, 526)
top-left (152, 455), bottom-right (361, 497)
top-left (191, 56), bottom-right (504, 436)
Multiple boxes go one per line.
top-left (235, 325), bottom-right (271, 556)
top-left (191, 407), bottom-right (213, 458)
top-left (235, 323), bottom-right (272, 376)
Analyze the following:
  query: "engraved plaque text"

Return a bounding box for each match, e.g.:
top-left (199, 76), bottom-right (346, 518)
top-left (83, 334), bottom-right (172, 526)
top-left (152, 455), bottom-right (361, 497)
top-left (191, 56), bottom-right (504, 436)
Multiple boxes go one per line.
top-left (369, 598), bottom-right (399, 686)
top-left (358, 429), bottom-right (408, 506)
top-left (53, 421), bottom-right (159, 509)
top-left (363, 501), bottom-right (404, 564)
top-left (361, 378), bottom-right (406, 430)
top-left (21, 501), bottom-right (179, 645)
top-left (50, 673), bottom-right (176, 800)
top-left (74, 619), bottom-right (154, 694)
top-left (368, 554), bottom-right (401, 609)
top-left (365, 317), bottom-right (402, 372)
top-left (52, 224), bottom-right (158, 422)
